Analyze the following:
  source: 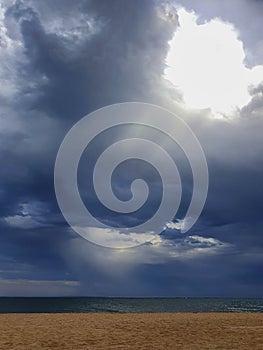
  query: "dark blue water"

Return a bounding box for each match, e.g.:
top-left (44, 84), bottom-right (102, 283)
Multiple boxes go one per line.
top-left (0, 298), bottom-right (262, 313)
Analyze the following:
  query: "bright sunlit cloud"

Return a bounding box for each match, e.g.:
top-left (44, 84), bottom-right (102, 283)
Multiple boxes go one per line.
top-left (164, 8), bottom-right (263, 117)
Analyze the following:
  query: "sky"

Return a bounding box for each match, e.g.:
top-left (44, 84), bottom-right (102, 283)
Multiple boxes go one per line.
top-left (0, 0), bottom-right (263, 297)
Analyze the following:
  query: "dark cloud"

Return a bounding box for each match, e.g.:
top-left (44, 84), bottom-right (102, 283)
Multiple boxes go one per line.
top-left (10, 0), bottom-right (178, 120)
top-left (0, 0), bottom-right (262, 296)
top-left (241, 84), bottom-right (263, 119)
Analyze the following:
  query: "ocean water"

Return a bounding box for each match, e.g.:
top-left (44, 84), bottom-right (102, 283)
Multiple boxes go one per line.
top-left (0, 297), bottom-right (262, 314)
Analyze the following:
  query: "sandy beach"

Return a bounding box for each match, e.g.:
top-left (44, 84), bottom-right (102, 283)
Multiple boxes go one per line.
top-left (0, 313), bottom-right (262, 349)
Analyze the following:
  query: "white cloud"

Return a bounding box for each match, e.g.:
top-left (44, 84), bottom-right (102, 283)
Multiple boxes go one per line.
top-left (186, 235), bottom-right (224, 247)
top-left (63, 229), bottom-right (230, 278)
top-left (73, 226), bottom-right (157, 249)
top-left (3, 202), bottom-right (50, 229)
top-left (4, 214), bottom-right (46, 229)
top-left (165, 220), bottom-right (183, 230)
top-left (0, 3), bottom-right (24, 102)
top-left (164, 7), bottom-right (263, 117)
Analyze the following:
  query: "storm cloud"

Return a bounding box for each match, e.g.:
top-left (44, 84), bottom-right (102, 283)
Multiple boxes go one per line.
top-left (0, 0), bottom-right (263, 296)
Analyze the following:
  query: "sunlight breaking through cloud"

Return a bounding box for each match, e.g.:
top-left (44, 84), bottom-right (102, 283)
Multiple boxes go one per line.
top-left (164, 7), bottom-right (263, 117)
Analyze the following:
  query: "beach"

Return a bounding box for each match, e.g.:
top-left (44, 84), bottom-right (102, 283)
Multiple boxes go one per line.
top-left (0, 313), bottom-right (262, 349)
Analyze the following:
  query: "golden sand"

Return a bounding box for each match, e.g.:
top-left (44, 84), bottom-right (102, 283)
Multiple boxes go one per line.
top-left (0, 313), bottom-right (263, 349)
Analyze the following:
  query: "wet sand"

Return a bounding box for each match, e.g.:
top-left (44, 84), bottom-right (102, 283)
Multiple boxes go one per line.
top-left (0, 312), bottom-right (263, 349)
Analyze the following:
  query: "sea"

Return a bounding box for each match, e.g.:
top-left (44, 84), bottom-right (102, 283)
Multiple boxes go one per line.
top-left (0, 297), bottom-right (262, 313)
